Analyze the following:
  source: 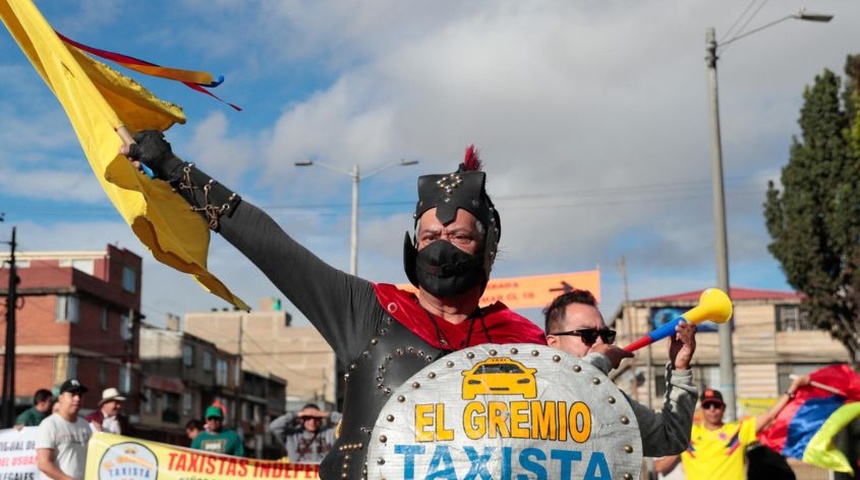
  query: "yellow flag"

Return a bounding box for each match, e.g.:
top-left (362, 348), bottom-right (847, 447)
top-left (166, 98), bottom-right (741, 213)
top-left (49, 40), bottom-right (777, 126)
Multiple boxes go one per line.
top-left (0, 0), bottom-right (249, 310)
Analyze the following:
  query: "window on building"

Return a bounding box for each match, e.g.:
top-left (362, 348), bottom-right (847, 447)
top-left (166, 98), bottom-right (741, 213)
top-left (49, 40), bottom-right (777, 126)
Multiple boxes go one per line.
top-left (101, 308), bottom-right (109, 331)
top-left (55, 295), bottom-right (80, 324)
top-left (66, 355), bottom-right (80, 378)
top-left (99, 363), bottom-right (107, 386)
top-left (162, 392), bottom-right (180, 423)
top-left (120, 312), bottom-right (133, 341)
top-left (183, 392), bottom-right (193, 416)
top-left (183, 345), bottom-right (194, 367)
top-left (143, 388), bottom-right (154, 414)
top-left (53, 356), bottom-right (73, 385)
top-left (775, 304), bottom-right (815, 332)
top-left (202, 351), bottom-right (213, 372)
top-left (241, 402), bottom-right (249, 422)
top-left (216, 359), bottom-right (228, 386)
top-left (119, 367), bottom-right (129, 393)
top-left (777, 363), bottom-right (825, 393)
top-left (60, 259), bottom-right (94, 275)
top-left (122, 266), bottom-right (137, 293)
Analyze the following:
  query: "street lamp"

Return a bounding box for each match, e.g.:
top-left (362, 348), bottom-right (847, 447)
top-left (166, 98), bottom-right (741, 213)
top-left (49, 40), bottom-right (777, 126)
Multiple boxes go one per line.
top-left (705, 8), bottom-right (832, 421)
top-left (294, 159), bottom-right (419, 275)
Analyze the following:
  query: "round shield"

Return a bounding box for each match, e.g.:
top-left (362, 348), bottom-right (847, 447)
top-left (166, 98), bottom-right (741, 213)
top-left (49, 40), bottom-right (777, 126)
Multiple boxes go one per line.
top-left (366, 344), bottom-right (642, 480)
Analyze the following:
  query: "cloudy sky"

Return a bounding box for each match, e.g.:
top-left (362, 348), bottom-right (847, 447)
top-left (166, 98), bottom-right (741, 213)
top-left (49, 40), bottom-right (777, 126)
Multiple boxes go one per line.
top-left (1, 0), bottom-right (858, 329)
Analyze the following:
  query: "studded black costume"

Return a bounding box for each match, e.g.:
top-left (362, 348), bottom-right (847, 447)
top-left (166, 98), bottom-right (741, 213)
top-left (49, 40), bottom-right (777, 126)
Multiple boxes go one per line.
top-left (127, 132), bottom-right (546, 479)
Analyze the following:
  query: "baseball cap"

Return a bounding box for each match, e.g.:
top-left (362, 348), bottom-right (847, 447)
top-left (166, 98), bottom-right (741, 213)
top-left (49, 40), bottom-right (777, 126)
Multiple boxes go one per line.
top-left (205, 405), bottom-right (223, 419)
top-left (701, 388), bottom-right (725, 406)
top-left (59, 379), bottom-right (88, 395)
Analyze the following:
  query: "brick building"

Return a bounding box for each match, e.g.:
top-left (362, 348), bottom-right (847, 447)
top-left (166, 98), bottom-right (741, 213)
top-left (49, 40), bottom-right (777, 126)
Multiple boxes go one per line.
top-left (0, 244), bottom-right (143, 420)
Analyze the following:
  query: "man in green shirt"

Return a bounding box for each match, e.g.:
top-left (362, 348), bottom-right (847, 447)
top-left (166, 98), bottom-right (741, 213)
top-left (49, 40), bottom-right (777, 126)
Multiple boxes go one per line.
top-left (191, 405), bottom-right (244, 457)
top-left (16, 389), bottom-right (53, 427)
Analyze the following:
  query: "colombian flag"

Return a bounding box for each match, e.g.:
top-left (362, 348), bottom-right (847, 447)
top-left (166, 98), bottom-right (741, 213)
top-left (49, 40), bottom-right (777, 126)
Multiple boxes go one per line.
top-left (0, 0), bottom-right (248, 310)
top-left (758, 364), bottom-right (860, 473)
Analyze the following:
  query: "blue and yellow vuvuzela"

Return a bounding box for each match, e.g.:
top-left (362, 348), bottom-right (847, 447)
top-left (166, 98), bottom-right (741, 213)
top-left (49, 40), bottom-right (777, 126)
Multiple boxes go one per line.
top-left (0, 0), bottom-right (248, 310)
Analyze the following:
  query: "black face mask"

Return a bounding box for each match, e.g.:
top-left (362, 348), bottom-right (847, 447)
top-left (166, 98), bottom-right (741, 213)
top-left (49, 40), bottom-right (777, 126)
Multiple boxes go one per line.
top-left (414, 240), bottom-right (485, 297)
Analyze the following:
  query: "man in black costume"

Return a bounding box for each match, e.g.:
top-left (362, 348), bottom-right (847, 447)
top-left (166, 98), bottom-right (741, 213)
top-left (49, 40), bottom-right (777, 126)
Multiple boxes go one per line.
top-left (125, 131), bottom-right (546, 479)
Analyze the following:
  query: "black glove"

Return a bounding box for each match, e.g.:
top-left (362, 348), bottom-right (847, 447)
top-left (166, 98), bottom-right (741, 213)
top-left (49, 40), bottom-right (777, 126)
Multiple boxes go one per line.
top-left (126, 130), bottom-right (185, 180)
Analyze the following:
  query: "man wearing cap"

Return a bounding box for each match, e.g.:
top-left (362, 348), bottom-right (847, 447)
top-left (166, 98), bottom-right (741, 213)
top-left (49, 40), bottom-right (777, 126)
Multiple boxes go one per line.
top-left (656, 375), bottom-right (811, 479)
top-left (125, 132), bottom-right (546, 479)
top-left (86, 387), bottom-right (129, 435)
top-left (191, 405), bottom-right (244, 456)
top-left (269, 403), bottom-right (342, 464)
top-left (36, 379), bottom-right (91, 480)
top-left (544, 289), bottom-right (699, 458)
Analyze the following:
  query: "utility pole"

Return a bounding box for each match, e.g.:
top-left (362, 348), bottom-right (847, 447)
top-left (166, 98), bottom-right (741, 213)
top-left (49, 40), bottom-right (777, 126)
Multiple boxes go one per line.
top-left (294, 158), bottom-right (418, 276)
top-left (2, 227), bottom-right (18, 428)
top-left (705, 27), bottom-right (737, 422)
top-left (235, 314), bottom-right (243, 428)
top-left (617, 256), bottom-right (636, 400)
top-left (703, 10), bottom-right (832, 420)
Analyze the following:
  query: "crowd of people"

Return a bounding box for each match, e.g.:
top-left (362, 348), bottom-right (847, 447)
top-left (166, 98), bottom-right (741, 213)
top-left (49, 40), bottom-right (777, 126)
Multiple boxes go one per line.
top-left (8, 134), bottom-right (829, 480)
top-left (117, 130), bottom-right (834, 479)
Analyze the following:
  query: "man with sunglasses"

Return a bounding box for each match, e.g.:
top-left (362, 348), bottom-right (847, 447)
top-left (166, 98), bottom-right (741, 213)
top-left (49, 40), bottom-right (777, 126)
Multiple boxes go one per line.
top-left (544, 289), bottom-right (699, 458)
top-left (656, 375), bottom-right (811, 480)
top-left (269, 403), bottom-right (341, 464)
top-left (191, 405), bottom-right (244, 457)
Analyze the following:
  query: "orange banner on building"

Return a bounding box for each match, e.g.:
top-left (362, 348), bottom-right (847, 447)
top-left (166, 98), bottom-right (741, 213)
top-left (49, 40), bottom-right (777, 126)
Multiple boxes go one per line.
top-left (397, 270), bottom-right (600, 309)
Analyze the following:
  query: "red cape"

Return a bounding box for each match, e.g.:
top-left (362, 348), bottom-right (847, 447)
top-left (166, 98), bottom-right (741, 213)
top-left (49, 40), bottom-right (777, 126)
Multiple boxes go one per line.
top-left (373, 283), bottom-right (547, 350)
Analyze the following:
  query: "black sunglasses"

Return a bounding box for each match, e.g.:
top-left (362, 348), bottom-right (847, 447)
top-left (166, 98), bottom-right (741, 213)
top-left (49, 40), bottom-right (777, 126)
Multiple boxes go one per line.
top-left (549, 328), bottom-right (616, 345)
top-left (206, 416), bottom-right (222, 421)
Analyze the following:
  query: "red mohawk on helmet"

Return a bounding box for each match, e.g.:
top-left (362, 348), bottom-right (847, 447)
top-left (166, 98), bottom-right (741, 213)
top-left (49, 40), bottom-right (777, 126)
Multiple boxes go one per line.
top-left (460, 145), bottom-right (482, 172)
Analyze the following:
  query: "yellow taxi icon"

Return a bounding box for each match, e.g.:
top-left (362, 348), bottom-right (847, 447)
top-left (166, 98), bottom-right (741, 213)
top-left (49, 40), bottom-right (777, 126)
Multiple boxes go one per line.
top-left (461, 358), bottom-right (538, 400)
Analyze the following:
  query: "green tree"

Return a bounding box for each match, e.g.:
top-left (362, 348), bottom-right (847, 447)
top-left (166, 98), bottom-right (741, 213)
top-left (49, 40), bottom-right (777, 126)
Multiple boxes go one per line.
top-left (764, 56), bottom-right (860, 360)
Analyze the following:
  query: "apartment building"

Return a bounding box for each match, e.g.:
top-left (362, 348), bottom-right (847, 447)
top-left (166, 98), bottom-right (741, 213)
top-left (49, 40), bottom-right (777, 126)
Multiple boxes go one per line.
top-left (0, 243), bottom-right (286, 458)
top-left (614, 287), bottom-right (854, 480)
top-left (138, 321), bottom-right (286, 457)
top-left (184, 300), bottom-right (337, 410)
top-left (613, 287), bottom-right (852, 413)
top-left (0, 245), bottom-right (143, 419)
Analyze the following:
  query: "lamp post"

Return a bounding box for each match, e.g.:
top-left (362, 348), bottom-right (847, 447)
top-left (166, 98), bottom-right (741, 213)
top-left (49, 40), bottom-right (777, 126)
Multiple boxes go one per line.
top-left (295, 159), bottom-right (419, 275)
top-left (705, 8), bottom-right (832, 421)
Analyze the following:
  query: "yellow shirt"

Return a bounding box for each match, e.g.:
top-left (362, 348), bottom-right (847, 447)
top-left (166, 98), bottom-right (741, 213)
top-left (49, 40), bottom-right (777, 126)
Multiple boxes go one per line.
top-left (680, 418), bottom-right (757, 480)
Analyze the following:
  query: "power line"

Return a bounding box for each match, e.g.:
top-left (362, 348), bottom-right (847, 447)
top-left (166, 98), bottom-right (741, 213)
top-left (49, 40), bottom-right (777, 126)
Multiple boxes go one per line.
top-left (1, 175), bottom-right (772, 219)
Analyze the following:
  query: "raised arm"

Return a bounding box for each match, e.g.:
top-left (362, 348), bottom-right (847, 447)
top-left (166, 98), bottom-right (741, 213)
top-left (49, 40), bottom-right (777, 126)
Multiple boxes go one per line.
top-left (124, 131), bottom-right (382, 360)
top-left (756, 374), bottom-right (811, 432)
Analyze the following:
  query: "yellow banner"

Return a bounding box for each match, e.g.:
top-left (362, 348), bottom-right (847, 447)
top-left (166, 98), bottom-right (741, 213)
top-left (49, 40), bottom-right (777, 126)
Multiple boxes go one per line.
top-left (86, 433), bottom-right (319, 480)
top-left (397, 270), bottom-right (600, 309)
top-left (0, 0), bottom-right (248, 310)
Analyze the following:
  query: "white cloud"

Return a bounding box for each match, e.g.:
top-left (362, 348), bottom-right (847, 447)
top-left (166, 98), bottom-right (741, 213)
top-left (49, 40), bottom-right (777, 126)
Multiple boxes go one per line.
top-left (3, 0), bottom-right (858, 324)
